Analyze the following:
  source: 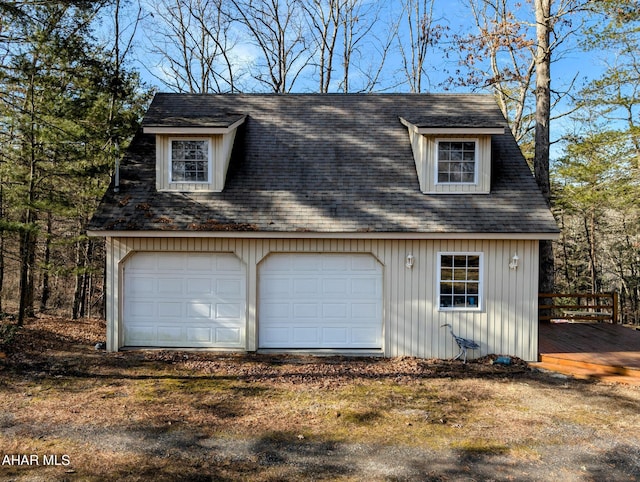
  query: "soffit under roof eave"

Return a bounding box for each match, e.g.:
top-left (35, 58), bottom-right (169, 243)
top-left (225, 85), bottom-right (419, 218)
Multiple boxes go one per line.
top-left (87, 229), bottom-right (560, 241)
top-left (142, 115), bottom-right (247, 135)
top-left (399, 117), bottom-right (505, 135)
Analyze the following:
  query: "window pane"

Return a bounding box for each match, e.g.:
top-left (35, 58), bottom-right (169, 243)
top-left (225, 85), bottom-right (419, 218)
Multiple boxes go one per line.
top-left (441, 255), bottom-right (453, 267)
top-left (453, 268), bottom-right (467, 281)
top-left (461, 172), bottom-right (475, 182)
top-left (453, 296), bottom-right (466, 307)
top-left (439, 254), bottom-right (481, 310)
top-left (453, 255), bottom-right (467, 266)
top-left (171, 140), bottom-right (209, 182)
top-left (441, 282), bottom-right (453, 294)
top-left (453, 282), bottom-right (466, 295)
top-left (437, 140), bottom-right (476, 184)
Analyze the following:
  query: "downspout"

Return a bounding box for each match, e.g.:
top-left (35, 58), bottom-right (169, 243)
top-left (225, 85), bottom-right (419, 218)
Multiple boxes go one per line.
top-left (114, 140), bottom-right (120, 193)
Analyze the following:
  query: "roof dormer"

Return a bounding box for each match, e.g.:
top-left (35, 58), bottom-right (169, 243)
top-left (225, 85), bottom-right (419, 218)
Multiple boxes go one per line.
top-left (400, 117), bottom-right (505, 194)
top-left (143, 114), bottom-right (246, 193)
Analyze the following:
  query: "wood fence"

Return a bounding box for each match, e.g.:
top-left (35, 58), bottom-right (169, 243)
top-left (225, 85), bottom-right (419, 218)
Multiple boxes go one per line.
top-left (538, 292), bottom-right (619, 323)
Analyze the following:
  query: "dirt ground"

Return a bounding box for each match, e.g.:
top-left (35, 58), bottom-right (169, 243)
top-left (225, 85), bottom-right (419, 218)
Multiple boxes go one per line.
top-left (0, 316), bottom-right (639, 481)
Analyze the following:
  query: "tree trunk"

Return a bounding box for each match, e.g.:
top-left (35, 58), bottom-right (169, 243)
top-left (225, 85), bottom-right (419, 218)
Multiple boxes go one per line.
top-left (534, 0), bottom-right (554, 295)
top-left (18, 226), bottom-right (36, 325)
top-left (40, 210), bottom-right (52, 312)
top-left (72, 237), bottom-right (84, 320)
top-left (0, 181), bottom-right (4, 314)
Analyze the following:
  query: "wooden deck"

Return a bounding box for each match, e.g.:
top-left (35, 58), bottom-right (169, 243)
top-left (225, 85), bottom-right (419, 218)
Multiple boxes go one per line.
top-left (534, 322), bottom-right (640, 384)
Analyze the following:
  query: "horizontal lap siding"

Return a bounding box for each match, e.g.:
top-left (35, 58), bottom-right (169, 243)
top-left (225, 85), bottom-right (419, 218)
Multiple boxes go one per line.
top-left (106, 237), bottom-right (539, 360)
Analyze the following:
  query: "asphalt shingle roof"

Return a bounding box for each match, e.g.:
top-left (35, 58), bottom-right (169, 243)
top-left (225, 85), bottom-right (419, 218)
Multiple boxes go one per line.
top-left (88, 93), bottom-right (559, 235)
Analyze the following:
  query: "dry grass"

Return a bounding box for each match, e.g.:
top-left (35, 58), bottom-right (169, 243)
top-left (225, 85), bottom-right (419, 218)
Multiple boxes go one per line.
top-left (1, 316), bottom-right (639, 481)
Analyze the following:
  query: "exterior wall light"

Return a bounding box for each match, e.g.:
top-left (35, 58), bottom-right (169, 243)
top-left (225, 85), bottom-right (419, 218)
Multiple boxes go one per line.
top-left (406, 253), bottom-right (415, 269)
top-left (509, 253), bottom-right (519, 270)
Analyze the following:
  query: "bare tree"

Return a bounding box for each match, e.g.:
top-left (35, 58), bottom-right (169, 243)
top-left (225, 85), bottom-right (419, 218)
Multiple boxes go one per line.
top-left (145, 0), bottom-right (238, 93)
top-left (397, 0), bottom-right (447, 93)
top-left (229, 0), bottom-right (310, 93)
top-left (339, 0), bottom-right (395, 92)
top-left (302, 0), bottom-right (342, 93)
top-left (303, 0), bottom-right (396, 93)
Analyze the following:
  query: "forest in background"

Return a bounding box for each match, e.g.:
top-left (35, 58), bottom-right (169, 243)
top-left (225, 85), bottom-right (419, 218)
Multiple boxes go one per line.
top-left (0, 0), bottom-right (638, 325)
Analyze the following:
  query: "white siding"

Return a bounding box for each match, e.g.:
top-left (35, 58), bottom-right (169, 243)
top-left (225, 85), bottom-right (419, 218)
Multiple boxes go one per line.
top-left (105, 237), bottom-right (539, 360)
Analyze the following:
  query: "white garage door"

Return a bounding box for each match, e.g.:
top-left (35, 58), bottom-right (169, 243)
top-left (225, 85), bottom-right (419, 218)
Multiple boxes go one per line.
top-left (123, 252), bottom-right (246, 348)
top-left (259, 253), bottom-right (383, 349)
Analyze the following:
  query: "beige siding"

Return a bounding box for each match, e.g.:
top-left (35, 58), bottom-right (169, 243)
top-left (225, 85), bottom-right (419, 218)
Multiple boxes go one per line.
top-left (405, 133), bottom-right (492, 194)
top-left (105, 237), bottom-right (539, 360)
top-left (155, 134), bottom-right (235, 192)
top-left (422, 135), bottom-right (492, 194)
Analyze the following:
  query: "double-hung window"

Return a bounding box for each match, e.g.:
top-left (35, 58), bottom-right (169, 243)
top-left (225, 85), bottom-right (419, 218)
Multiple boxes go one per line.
top-left (170, 138), bottom-right (211, 183)
top-left (438, 253), bottom-right (482, 310)
top-left (436, 139), bottom-right (477, 184)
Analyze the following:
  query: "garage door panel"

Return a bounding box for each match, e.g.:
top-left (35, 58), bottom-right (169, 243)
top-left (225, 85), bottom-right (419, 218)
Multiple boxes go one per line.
top-left (216, 327), bottom-right (241, 344)
top-left (351, 255), bottom-right (378, 271)
top-left (216, 255), bottom-right (244, 271)
top-left (351, 302), bottom-right (379, 319)
top-left (216, 303), bottom-right (242, 319)
top-left (128, 277), bottom-right (155, 295)
top-left (293, 327), bottom-right (319, 344)
top-left (124, 252), bottom-right (246, 348)
top-left (294, 303), bottom-right (318, 318)
top-left (322, 303), bottom-right (347, 318)
top-left (259, 254), bottom-right (382, 350)
top-left (262, 326), bottom-right (289, 345)
top-left (158, 255), bottom-right (183, 271)
top-left (217, 279), bottom-right (242, 295)
top-left (351, 278), bottom-right (378, 294)
top-left (350, 327), bottom-right (380, 345)
top-left (321, 256), bottom-right (347, 270)
top-left (125, 324), bottom-right (156, 344)
top-left (321, 327), bottom-right (348, 344)
top-left (322, 278), bottom-right (347, 294)
top-left (157, 326), bottom-right (184, 343)
top-left (294, 278), bottom-right (318, 294)
top-left (158, 302), bottom-right (182, 318)
top-left (159, 278), bottom-right (184, 294)
top-left (186, 302), bottom-right (213, 319)
top-left (293, 256), bottom-right (322, 271)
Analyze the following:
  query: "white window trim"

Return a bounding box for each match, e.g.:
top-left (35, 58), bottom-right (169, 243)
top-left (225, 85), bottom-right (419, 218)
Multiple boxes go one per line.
top-left (437, 251), bottom-right (483, 312)
top-left (434, 138), bottom-right (479, 185)
top-left (168, 137), bottom-right (213, 184)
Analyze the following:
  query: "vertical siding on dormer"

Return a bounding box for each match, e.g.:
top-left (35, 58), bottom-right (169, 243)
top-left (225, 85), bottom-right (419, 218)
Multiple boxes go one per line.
top-left (422, 135), bottom-right (492, 194)
top-left (155, 134), bottom-right (223, 192)
top-left (407, 128), bottom-right (428, 192)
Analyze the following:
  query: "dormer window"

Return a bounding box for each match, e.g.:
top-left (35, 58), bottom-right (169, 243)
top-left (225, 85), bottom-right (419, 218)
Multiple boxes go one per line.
top-left (436, 139), bottom-right (477, 184)
top-left (399, 117), bottom-right (504, 194)
top-left (143, 114), bottom-right (246, 193)
top-left (170, 138), bottom-right (211, 183)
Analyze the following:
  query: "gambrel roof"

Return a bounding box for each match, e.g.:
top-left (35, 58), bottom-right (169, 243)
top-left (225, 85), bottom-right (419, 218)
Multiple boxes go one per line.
top-left (88, 93), bottom-right (559, 237)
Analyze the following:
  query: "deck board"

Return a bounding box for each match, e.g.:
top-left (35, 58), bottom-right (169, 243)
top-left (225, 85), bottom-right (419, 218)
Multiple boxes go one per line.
top-left (537, 323), bottom-right (640, 381)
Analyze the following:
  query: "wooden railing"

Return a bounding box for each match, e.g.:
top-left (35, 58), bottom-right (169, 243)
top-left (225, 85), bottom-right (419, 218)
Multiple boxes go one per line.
top-left (539, 292), bottom-right (619, 323)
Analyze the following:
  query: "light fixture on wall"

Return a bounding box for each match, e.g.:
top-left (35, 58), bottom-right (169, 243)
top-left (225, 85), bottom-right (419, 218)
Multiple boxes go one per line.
top-left (406, 253), bottom-right (415, 269)
top-left (509, 252), bottom-right (519, 270)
